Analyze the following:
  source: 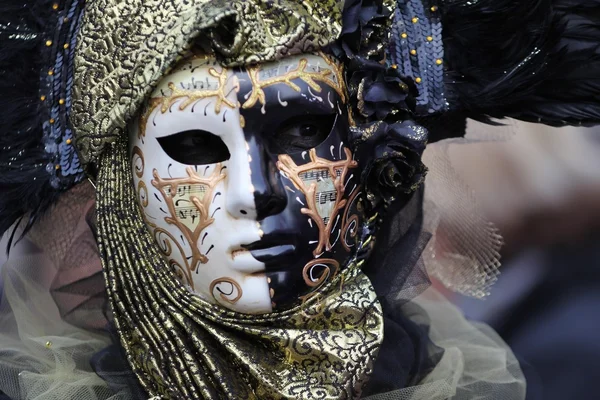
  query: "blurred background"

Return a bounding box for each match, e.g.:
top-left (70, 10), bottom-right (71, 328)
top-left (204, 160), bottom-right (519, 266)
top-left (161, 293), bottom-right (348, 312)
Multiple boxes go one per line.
top-left (1, 118), bottom-right (599, 399)
top-left (429, 119), bottom-right (600, 400)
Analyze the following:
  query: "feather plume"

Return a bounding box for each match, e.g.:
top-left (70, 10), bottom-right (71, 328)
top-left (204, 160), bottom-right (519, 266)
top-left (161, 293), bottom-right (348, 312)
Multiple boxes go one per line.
top-left (0, 0), bottom-right (61, 247)
top-left (443, 0), bottom-right (600, 126)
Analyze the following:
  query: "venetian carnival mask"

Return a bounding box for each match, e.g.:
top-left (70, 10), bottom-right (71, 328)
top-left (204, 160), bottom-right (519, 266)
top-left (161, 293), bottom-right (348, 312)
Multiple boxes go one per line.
top-left (130, 53), bottom-right (367, 313)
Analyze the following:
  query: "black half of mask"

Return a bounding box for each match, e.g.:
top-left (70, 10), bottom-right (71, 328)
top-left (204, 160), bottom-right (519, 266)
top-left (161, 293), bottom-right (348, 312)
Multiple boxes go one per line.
top-left (235, 64), bottom-right (368, 310)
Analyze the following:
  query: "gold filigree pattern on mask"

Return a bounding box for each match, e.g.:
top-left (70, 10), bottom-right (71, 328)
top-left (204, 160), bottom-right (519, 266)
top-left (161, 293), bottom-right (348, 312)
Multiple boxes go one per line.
top-left (341, 187), bottom-right (361, 252)
top-left (131, 146), bottom-right (145, 178)
top-left (152, 165), bottom-right (226, 278)
top-left (137, 180), bottom-right (149, 208)
top-left (301, 259), bottom-right (340, 304)
top-left (242, 56), bottom-right (346, 110)
top-left (278, 148), bottom-right (358, 256)
top-left (210, 278), bottom-right (243, 305)
top-left (319, 51), bottom-right (347, 102)
top-left (131, 147), bottom-right (158, 230)
top-left (139, 67), bottom-right (238, 138)
top-left (153, 227), bottom-right (195, 288)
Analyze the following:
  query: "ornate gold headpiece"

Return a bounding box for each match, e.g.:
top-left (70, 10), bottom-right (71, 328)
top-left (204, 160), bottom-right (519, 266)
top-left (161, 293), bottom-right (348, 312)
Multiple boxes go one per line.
top-left (71, 0), bottom-right (344, 168)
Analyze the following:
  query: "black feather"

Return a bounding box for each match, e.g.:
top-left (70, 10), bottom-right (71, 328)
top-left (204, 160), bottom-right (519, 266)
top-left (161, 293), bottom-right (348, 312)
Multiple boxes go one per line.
top-left (0, 0), bottom-right (62, 248)
top-left (442, 0), bottom-right (600, 126)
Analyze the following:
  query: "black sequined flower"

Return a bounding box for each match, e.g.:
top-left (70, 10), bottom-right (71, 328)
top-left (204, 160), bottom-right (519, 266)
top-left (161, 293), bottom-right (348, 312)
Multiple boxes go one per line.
top-left (332, 0), bottom-right (427, 210)
top-left (348, 57), bottom-right (418, 121)
top-left (351, 120), bottom-right (428, 206)
top-left (330, 0), bottom-right (392, 60)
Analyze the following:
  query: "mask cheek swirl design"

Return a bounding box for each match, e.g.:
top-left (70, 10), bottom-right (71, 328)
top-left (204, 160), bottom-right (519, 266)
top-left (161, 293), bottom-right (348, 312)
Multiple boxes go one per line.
top-left (277, 148), bottom-right (359, 302)
top-left (150, 165), bottom-right (226, 285)
top-left (277, 148), bottom-right (358, 257)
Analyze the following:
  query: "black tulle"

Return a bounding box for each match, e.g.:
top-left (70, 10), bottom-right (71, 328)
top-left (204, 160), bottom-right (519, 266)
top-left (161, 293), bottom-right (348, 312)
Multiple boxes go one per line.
top-left (416, 112), bottom-right (468, 143)
top-left (90, 329), bottom-right (147, 400)
top-left (362, 188), bottom-right (442, 395)
top-left (443, 0), bottom-right (600, 127)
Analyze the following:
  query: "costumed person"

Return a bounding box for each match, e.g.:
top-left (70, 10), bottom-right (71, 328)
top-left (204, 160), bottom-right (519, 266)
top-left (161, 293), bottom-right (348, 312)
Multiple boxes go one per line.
top-left (0, 0), bottom-right (599, 399)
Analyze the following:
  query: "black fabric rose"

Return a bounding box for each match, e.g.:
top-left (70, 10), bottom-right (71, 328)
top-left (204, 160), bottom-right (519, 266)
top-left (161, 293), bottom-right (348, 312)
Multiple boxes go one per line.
top-left (329, 0), bottom-right (392, 60)
top-left (351, 121), bottom-right (428, 207)
top-left (331, 0), bottom-right (427, 212)
top-left (348, 57), bottom-right (418, 121)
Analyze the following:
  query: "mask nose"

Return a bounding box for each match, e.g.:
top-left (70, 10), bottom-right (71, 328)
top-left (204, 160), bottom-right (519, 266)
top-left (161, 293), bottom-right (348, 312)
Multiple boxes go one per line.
top-left (253, 157), bottom-right (288, 221)
top-left (224, 136), bottom-right (287, 221)
top-left (225, 178), bottom-right (257, 219)
top-left (246, 135), bottom-right (288, 221)
top-left (225, 143), bottom-right (258, 220)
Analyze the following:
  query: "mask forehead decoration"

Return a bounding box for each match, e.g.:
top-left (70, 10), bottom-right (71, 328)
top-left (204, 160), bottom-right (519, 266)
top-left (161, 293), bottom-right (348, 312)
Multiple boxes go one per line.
top-left (131, 53), bottom-right (370, 313)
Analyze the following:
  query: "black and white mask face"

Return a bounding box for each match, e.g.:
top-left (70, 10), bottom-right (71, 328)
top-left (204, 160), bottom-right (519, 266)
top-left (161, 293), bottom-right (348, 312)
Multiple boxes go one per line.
top-left (130, 53), bottom-right (365, 313)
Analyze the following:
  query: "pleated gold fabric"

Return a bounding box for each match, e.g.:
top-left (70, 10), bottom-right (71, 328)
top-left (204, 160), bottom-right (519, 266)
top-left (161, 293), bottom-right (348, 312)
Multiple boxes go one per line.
top-left (71, 0), bottom-right (344, 167)
top-left (95, 140), bottom-right (384, 399)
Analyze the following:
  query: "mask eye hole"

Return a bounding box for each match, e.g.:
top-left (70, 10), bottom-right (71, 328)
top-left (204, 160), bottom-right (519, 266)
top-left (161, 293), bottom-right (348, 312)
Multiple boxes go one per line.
top-left (271, 114), bottom-right (336, 153)
top-left (157, 130), bottom-right (231, 165)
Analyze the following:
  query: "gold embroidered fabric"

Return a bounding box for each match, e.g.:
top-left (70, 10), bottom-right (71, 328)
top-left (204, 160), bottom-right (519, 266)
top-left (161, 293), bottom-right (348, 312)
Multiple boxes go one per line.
top-left (96, 140), bottom-right (384, 399)
top-left (71, 0), bottom-right (343, 167)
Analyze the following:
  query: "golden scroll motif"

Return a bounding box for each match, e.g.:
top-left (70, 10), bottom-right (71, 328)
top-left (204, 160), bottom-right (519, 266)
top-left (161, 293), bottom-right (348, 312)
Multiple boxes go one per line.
top-left (139, 65), bottom-right (238, 138)
top-left (152, 165), bottom-right (226, 279)
top-left (340, 186), bottom-right (361, 252)
top-left (209, 278), bottom-right (243, 305)
top-left (299, 258), bottom-right (341, 317)
top-left (131, 146), bottom-right (159, 229)
top-left (153, 227), bottom-right (194, 289)
top-left (243, 56), bottom-right (346, 109)
top-left (278, 148), bottom-right (357, 256)
top-left (302, 258), bottom-right (340, 289)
